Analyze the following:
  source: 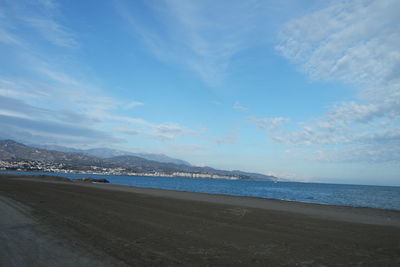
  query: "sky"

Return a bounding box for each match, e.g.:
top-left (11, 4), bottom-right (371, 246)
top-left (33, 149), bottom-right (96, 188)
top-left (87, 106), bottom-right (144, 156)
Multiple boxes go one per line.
top-left (0, 0), bottom-right (399, 186)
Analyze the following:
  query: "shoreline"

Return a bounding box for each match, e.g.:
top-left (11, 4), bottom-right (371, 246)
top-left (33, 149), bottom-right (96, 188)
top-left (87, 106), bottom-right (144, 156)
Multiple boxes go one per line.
top-left (3, 171), bottom-right (400, 212)
top-left (0, 168), bottom-right (246, 180)
top-left (3, 173), bottom-right (400, 227)
top-left (3, 173), bottom-right (400, 217)
top-left (1, 174), bottom-right (400, 265)
top-left (3, 169), bottom-right (399, 187)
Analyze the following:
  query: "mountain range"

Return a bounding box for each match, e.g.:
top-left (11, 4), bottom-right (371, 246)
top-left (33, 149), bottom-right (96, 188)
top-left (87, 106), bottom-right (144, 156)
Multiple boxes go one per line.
top-left (0, 139), bottom-right (277, 181)
top-left (31, 144), bottom-right (191, 166)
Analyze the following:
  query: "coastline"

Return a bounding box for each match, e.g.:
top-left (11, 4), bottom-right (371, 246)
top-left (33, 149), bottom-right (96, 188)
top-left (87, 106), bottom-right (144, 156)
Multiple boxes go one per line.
top-left (1, 174), bottom-right (400, 266)
top-left (3, 171), bottom-right (399, 212)
top-left (15, 174), bottom-right (400, 227)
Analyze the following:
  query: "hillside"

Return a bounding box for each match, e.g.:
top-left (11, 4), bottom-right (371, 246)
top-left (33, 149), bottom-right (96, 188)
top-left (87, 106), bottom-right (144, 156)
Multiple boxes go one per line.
top-left (33, 144), bottom-right (191, 166)
top-left (0, 140), bottom-right (103, 166)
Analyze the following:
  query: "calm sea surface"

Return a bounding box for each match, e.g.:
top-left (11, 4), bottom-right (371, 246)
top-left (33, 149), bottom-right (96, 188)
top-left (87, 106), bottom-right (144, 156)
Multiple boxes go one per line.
top-left (2, 171), bottom-right (400, 211)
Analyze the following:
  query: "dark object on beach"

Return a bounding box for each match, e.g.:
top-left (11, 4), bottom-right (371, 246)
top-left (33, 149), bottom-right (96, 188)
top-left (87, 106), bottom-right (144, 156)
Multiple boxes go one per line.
top-left (76, 178), bottom-right (110, 183)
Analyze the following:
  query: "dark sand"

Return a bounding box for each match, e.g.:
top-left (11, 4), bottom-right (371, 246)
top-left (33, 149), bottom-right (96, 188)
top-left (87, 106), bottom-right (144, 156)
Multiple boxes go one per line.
top-left (1, 175), bottom-right (400, 266)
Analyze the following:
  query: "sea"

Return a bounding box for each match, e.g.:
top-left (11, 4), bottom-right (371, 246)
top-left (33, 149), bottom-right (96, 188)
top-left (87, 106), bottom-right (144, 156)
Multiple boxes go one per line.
top-left (2, 171), bottom-right (400, 211)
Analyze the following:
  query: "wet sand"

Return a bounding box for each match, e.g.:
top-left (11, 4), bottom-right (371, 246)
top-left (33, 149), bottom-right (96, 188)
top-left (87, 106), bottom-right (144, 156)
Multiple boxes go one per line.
top-left (1, 174), bottom-right (400, 266)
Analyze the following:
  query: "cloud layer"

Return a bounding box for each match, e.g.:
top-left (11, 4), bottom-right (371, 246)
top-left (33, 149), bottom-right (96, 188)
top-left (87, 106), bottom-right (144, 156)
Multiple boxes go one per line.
top-left (0, 0), bottom-right (195, 148)
top-left (116, 0), bottom-right (289, 86)
top-left (270, 0), bottom-right (400, 163)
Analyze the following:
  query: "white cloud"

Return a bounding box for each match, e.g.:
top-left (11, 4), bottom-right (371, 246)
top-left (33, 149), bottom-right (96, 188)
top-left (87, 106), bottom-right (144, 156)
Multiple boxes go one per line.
top-left (250, 116), bottom-right (289, 144)
top-left (103, 113), bottom-right (194, 141)
top-left (153, 123), bottom-right (193, 140)
top-left (233, 102), bottom-right (248, 112)
top-left (125, 101), bottom-right (144, 109)
top-left (35, 65), bottom-right (82, 86)
top-left (23, 17), bottom-right (78, 48)
top-left (251, 116), bottom-right (288, 130)
top-left (277, 0), bottom-right (400, 87)
top-left (103, 114), bottom-right (153, 128)
top-left (271, 0), bottom-right (400, 163)
top-left (0, 28), bottom-right (21, 45)
top-left (115, 0), bottom-right (281, 86)
top-left (0, 0), bottom-right (202, 148)
top-left (0, 113), bottom-right (120, 145)
top-left (0, 2), bottom-right (122, 146)
top-left (1, 0), bottom-right (77, 49)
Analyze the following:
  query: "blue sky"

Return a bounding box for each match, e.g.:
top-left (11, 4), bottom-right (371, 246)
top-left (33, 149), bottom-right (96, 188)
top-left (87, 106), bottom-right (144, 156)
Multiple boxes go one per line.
top-left (0, 0), bottom-right (399, 185)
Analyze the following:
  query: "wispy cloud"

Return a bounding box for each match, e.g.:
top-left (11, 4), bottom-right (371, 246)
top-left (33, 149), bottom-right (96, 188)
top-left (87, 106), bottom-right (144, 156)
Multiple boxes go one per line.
top-left (250, 116), bottom-right (288, 143)
top-left (0, 114), bottom-right (120, 144)
top-left (251, 117), bottom-right (287, 129)
top-left (102, 113), bottom-right (194, 141)
top-left (23, 17), bottom-right (78, 48)
top-left (269, 0), bottom-right (400, 163)
top-left (115, 0), bottom-right (279, 86)
top-left (1, 0), bottom-right (77, 49)
top-left (125, 101), bottom-right (144, 109)
top-left (152, 123), bottom-right (193, 140)
top-left (0, 0), bottom-right (243, 152)
top-left (0, 28), bottom-right (21, 45)
top-left (0, 1), bottom-right (122, 146)
top-left (233, 102), bottom-right (248, 112)
top-left (0, 95), bottom-right (48, 118)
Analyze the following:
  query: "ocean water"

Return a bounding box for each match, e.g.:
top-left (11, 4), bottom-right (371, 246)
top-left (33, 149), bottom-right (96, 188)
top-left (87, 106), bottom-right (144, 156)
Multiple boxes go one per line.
top-left (2, 171), bottom-right (400, 211)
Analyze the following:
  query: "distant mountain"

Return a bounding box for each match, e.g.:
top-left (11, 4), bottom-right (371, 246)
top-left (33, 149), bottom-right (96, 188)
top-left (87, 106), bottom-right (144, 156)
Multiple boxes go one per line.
top-left (230, 170), bottom-right (278, 180)
top-left (33, 144), bottom-right (191, 166)
top-left (0, 140), bottom-right (103, 166)
top-left (104, 155), bottom-right (206, 173)
top-left (1, 140), bottom-right (277, 181)
top-left (29, 144), bottom-right (84, 154)
top-left (133, 153), bottom-right (191, 166)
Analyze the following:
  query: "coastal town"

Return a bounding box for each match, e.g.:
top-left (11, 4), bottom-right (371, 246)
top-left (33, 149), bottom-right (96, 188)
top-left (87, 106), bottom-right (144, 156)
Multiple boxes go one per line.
top-left (0, 160), bottom-right (239, 180)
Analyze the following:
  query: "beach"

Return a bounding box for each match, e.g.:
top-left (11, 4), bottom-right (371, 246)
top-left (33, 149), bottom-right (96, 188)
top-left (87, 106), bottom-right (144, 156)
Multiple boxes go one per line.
top-left (1, 174), bottom-right (400, 266)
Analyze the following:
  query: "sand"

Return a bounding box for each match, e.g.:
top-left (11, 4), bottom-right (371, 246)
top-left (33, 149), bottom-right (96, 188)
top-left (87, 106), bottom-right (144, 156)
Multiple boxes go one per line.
top-left (1, 174), bottom-right (399, 266)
